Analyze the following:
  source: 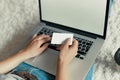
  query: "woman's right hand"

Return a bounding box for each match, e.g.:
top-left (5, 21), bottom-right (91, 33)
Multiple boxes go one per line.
top-left (57, 38), bottom-right (78, 66)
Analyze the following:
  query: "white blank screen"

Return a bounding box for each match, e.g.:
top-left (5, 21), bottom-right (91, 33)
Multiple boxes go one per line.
top-left (41, 0), bottom-right (107, 36)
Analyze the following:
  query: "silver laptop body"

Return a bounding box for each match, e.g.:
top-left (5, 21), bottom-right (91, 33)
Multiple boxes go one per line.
top-left (22, 0), bottom-right (110, 80)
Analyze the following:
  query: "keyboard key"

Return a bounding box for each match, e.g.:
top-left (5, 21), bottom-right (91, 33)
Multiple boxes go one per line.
top-left (86, 48), bottom-right (89, 52)
top-left (82, 45), bottom-right (86, 48)
top-left (86, 46), bottom-right (90, 49)
top-left (48, 44), bottom-right (58, 50)
top-left (78, 46), bottom-right (82, 50)
top-left (75, 54), bottom-right (80, 58)
top-left (79, 44), bottom-right (82, 47)
top-left (80, 52), bottom-right (86, 55)
top-left (78, 51), bottom-right (86, 55)
top-left (80, 57), bottom-right (84, 59)
top-left (79, 40), bottom-right (82, 43)
top-left (82, 41), bottom-right (86, 44)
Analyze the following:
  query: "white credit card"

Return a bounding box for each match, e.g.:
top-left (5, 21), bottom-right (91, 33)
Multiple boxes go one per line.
top-left (51, 33), bottom-right (73, 45)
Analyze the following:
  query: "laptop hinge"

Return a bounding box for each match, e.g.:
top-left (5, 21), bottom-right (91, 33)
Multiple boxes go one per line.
top-left (45, 22), bottom-right (97, 39)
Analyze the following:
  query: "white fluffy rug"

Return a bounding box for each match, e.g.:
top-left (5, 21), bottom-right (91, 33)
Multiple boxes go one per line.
top-left (0, 0), bottom-right (120, 80)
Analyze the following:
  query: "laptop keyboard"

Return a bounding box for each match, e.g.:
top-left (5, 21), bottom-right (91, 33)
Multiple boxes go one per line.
top-left (37, 27), bottom-right (93, 60)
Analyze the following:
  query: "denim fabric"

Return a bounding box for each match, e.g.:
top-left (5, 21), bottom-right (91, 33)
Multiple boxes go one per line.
top-left (12, 62), bottom-right (55, 80)
top-left (12, 62), bottom-right (93, 80)
top-left (85, 65), bottom-right (94, 80)
top-left (109, 0), bottom-right (113, 13)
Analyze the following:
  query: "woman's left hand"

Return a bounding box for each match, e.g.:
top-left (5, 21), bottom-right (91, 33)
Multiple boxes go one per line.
top-left (20, 34), bottom-right (50, 60)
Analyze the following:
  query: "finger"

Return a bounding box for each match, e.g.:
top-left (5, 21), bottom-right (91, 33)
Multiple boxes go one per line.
top-left (63, 38), bottom-right (71, 49)
top-left (70, 39), bottom-right (78, 49)
top-left (35, 34), bottom-right (50, 40)
top-left (39, 37), bottom-right (51, 46)
top-left (56, 44), bottom-right (63, 50)
top-left (32, 34), bottom-right (37, 40)
top-left (39, 43), bottom-right (49, 52)
top-left (69, 39), bottom-right (78, 56)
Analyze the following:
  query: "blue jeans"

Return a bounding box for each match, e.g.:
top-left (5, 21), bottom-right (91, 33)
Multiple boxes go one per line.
top-left (12, 62), bottom-right (93, 80)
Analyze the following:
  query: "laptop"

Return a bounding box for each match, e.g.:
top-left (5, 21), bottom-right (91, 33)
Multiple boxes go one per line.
top-left (24, 0), bottom-right (110, 80)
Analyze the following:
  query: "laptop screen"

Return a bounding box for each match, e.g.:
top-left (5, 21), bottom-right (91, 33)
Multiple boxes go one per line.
top-left (41, 0), bottom-right (107, 36)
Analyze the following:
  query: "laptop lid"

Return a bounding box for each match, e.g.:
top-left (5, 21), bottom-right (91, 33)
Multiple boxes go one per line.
top-left (39, 0), bottom-right (110, 39)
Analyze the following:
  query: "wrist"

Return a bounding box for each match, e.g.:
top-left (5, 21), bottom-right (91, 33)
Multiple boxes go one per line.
top-left (57, 57), bottom-right (69, 67)
top-left (57, 60), bottom-right (68, 69)
top-left (58, 64), bottom-right (67, 70)
top-left (15, 50), bottom-right (29, 61)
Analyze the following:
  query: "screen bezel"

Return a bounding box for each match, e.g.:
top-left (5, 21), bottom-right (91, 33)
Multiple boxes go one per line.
top-left (39, 0), bottom-right (110, 39)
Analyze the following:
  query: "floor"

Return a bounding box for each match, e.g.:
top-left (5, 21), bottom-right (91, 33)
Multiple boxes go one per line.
top-left (0, 0), bottom-right (120, 80)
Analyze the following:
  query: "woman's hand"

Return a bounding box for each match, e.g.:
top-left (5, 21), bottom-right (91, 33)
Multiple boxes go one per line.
top-left (20, 34), bottom-right (50, 60)
top-left (57, 38), bottom-right (78, 66)
top-left (0, 34), bottom-right (50, 74)
top-left (55, 39), bottom-right (78, 80)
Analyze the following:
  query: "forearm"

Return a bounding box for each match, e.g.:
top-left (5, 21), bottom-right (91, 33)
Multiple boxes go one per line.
top-left (55, 62), bottom-right (68, 80)
top-left (0, 51), bottom-right (27, 74)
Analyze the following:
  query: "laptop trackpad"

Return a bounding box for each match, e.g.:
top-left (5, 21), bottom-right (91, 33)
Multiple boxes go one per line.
top-left (28, 48), bottom-right (58, 75)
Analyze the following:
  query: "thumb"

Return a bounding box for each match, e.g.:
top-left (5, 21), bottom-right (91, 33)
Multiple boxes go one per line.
top-left (63, 38), bottom-right (71, 48)
top-left (39, 43), bottom-right (49, 53)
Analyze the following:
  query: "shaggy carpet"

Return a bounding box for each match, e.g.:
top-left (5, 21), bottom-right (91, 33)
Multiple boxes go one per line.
top-left (0, 0), bottom-right (120, 80)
